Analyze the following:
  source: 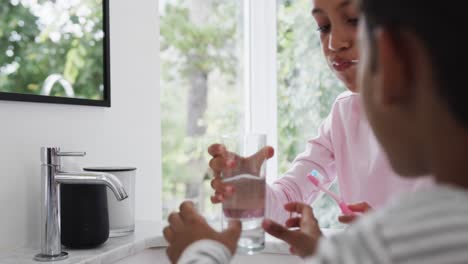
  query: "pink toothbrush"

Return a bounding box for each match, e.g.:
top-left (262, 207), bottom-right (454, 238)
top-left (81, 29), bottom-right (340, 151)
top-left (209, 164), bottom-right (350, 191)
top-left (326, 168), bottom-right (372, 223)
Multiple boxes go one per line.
top-left (307, 170), bottom-right (355, 216)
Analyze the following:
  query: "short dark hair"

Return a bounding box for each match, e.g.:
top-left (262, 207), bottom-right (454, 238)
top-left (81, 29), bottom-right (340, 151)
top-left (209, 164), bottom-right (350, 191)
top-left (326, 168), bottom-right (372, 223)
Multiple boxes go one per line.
top-left (360, 0), bottom-right (468, 125)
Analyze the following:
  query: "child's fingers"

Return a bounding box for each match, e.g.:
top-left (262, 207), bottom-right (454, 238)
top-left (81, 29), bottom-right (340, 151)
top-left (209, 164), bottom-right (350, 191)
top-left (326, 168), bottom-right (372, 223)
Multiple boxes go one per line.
top-left (284, 202), bottom-right (315, 219)
top-left (179, 201), bottom-right (198, 221)
top-left (245, 147), bottom-right (274, 173)
top-left (207, 144), bottom-right (226, 157)
top-left (168, 212), bottom-right (184, 231)
top-left (338, 215), bottom-right (357, 224)
top-left (210, 195), bottom-right (222, 203)
top-left (285, 217), bottom-right (302, 228)
top-left (214, 191), bottom-right (225, 202)
top-left (163, 226), bottom-right (175, 242)
top-left (347, 202), bottom-right (372, 213)
top-left (210, 179), bottom-right (234, 198)
top-left (210, 179), bottom-right (235, 193)
top-left (210, 189), bottom-right (235, 203)
top-left (263, 219), bottom-right (302, 246)
top-left (210, 178), bottom-right (225, 191)
top-left (263, 219), bottom-right (290, 239)
top-left (211, 190), bottom-right (227, 203)
top-left (208, 144), bottom-right (240, 174)
top-left (209, 157), bottom-right (229, 171)
top-left (249, 146), bottom-right (275, 163)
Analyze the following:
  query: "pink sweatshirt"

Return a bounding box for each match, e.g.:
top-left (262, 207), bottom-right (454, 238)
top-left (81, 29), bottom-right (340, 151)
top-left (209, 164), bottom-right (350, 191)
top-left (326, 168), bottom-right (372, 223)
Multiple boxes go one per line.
top-left (267, 92), bottom-right (431, 223)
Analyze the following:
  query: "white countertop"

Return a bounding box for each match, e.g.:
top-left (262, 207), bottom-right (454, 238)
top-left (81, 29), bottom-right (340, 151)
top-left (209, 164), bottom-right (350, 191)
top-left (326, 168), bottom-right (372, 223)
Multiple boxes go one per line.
top-left (0, 221), bottom-right (167, 264)
top-left (0, 221), bottom-right (342, 264)
top-left (114, 248), bottom-right (303, 264)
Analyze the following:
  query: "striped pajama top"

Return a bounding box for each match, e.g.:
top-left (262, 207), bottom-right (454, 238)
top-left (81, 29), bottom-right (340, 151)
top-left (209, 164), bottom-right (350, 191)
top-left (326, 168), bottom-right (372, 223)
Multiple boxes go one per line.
top-left (178, 185), bottom-right (468, 264)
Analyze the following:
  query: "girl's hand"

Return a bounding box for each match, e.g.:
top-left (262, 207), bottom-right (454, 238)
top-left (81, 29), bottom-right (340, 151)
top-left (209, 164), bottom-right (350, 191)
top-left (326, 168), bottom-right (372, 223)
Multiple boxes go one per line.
top-left (338, 202), bottom-right (372, 224)
top-left (262, 202), bottom-right (322, 258)
top-left (163, 201), bottom-right (242, 264)
top-left (207, 144), bottom-right (274, 203)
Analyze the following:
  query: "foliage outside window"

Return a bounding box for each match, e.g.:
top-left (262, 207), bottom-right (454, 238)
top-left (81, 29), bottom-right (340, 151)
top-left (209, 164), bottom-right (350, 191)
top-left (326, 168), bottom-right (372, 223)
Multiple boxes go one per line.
top-left (161, 0), bottom-right (346, 228)
top-left (160, 0), bottom-right (243, 220)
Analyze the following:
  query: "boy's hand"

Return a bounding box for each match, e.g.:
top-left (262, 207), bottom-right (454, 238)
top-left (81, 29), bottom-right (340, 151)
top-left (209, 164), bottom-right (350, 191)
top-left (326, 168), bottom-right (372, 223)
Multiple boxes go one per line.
top-left (263, 202), bottom-right (322, 258)
top-left (163, 201), bottom-right (242, 264)
top-left (338, 202), bottom-right (372, 224)
top-left (207, 144), bottom-right (274, 203)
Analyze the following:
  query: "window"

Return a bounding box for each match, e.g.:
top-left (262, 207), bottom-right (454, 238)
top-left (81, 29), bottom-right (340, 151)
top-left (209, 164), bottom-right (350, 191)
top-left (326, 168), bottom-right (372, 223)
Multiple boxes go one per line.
top-left (161, 0), bottom-right (346, 228)
top-left (160, 0), bottom-right (244, 220)
top-left (277, 0), bottom-right (345, 228)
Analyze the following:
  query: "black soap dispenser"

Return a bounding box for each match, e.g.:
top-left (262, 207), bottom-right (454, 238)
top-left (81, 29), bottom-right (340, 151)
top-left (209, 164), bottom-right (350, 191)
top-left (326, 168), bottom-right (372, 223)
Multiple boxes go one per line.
top-left (60, 184), bottom-right (110, 248)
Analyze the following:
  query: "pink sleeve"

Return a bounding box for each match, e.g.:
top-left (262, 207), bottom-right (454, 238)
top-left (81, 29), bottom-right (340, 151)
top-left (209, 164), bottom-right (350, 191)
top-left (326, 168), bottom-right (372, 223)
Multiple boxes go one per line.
top-left (266, 104), bottom-right (338, 224)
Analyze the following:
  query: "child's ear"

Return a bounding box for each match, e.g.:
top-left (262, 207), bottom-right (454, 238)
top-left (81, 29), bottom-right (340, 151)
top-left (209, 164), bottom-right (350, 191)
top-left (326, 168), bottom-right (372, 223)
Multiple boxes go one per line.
top-left (374, 28), bottom-right (414, 107)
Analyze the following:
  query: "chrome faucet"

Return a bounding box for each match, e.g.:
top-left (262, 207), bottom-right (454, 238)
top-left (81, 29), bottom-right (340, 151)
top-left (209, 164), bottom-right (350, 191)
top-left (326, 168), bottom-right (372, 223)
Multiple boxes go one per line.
top-left (34, 147), bottom-right (128, 262)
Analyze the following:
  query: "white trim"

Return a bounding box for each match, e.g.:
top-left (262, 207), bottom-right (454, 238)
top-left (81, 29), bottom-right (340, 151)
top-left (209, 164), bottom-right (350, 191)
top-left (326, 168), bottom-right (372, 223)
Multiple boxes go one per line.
top-left (243, 0), bottom-right (252, 134)
top-left (246, 0), bottom-right (278, 182)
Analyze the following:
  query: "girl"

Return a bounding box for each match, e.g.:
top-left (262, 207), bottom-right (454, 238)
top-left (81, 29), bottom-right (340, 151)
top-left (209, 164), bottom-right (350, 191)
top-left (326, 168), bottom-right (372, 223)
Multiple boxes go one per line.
top-left (208, 0), bottom-right (430, 225)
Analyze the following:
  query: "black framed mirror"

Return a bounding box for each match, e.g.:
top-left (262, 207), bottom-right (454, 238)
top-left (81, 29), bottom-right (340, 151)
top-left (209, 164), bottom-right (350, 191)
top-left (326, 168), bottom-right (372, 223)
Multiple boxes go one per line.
top-left (0, 0), bottom-right (110, 107)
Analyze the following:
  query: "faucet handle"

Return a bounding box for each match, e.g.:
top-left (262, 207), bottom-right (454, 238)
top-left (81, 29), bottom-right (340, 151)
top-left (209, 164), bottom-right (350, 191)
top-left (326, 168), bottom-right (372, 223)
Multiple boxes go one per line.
top-left (41, 147), bottom-right (86, 166)
top-left (57, 152), bottom-right (86, 157)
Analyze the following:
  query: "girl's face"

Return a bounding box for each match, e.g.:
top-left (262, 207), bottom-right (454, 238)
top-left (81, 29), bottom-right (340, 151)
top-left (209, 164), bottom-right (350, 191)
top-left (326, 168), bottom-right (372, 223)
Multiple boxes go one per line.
top-left (311, 0), bottom-right (359, 92)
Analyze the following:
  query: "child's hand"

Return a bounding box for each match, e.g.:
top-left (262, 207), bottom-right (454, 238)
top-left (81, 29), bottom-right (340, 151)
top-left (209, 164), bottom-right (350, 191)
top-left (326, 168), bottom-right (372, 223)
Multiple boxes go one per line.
top-left (207, 144), bottom-right (274, 203)
top-left (338, 202), bottom-right (372, 224)
top-left (163, 201), bottom-right (242, 264)
top-left (263, 202), bottom-right (322, 258)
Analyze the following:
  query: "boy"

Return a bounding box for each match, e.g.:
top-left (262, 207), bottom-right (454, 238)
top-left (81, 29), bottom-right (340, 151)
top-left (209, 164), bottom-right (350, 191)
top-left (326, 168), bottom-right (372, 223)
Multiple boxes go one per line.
top-left (164, 0), bottom-right (468, 262)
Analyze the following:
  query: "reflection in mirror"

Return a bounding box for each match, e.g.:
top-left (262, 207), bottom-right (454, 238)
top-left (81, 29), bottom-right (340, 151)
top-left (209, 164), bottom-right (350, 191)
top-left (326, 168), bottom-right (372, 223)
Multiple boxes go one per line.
top-left (0, 0), bottom-right (110, 106)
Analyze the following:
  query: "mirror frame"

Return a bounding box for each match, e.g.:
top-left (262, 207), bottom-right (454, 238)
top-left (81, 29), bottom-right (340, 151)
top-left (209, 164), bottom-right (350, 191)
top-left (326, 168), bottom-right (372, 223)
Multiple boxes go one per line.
top-left (0, 0), bottom-right (111, 107)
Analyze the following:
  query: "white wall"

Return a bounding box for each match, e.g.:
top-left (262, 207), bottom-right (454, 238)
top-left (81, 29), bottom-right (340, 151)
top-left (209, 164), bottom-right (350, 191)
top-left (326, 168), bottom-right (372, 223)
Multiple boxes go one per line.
top-left (0, 0), bottom-right (161, 250)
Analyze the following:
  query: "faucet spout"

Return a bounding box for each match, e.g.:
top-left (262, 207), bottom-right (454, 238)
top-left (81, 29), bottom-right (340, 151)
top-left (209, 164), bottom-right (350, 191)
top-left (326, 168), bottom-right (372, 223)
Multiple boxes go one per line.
top-left (56, 172), bottom-right (128, 201)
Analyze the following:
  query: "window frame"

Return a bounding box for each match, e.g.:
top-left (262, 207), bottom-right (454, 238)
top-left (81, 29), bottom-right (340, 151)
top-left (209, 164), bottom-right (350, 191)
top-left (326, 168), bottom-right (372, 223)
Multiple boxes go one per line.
top-left (244, 0), bottom-right (278, 182)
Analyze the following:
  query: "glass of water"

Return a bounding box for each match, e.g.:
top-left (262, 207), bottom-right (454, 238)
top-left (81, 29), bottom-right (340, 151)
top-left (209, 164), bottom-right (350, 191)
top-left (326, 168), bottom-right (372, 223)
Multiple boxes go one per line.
top-left (221, 133), bottom-right (267, 255)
